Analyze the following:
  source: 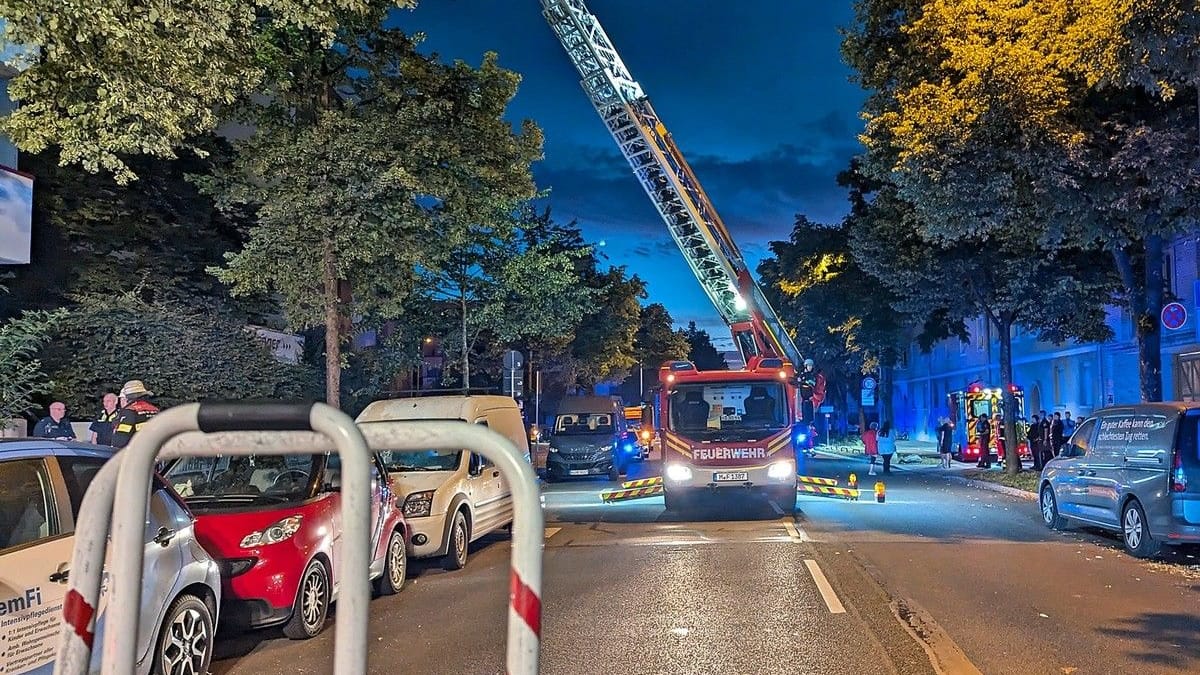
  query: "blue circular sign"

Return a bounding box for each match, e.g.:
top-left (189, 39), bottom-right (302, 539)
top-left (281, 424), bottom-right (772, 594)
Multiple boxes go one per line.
top-left (1162, 302), bottom-right (1188, 330)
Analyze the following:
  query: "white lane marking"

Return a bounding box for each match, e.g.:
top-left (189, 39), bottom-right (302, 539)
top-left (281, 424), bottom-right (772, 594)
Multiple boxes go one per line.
top-left (768, 500), bottom-right (785, 516)
top-left (804, 559), bottom-right (846, 614)
top-left (783, 520), bottom-right (810, 542)
top-left (544, 527), bottom-right (562, 539)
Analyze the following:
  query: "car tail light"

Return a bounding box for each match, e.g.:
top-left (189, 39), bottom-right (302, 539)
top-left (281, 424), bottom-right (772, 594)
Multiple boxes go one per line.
top-left (1171, 450), bottom-right (1188, 492)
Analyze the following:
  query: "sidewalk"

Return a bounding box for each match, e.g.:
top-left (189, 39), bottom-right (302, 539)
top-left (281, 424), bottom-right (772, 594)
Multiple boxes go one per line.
top-left (810, 445), bottom-right (1039, 501)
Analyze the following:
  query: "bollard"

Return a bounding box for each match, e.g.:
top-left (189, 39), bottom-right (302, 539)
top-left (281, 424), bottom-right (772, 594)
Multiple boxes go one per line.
top-left (875, 481), bottom-right (886, 503)
top-left (847, 473), bottom-right (859, 501)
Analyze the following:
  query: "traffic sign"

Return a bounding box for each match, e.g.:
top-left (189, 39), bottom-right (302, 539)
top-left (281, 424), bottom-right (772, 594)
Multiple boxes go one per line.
top-left (818, 404), bottom-right (834, 413)
top-left (862, 376), bottom-right (877, 390)
top-left (1162, 302), bottom-right (1188, 331)
top-left (502, 349), bottom-right (524, 370)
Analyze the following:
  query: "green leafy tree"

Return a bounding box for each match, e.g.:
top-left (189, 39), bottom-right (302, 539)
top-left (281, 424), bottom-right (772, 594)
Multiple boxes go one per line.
top-left (208, 22), bottom-right (542, 407)
top-left (0, 304), bottom-right (63, 421)
top-left (40, 295), bottom-right (316, 412)
top-left (682, 322), bottom-right (727, 371)
top-left (633, 303), bottom-right (691, 370)
top-left (0, 0), bottom-right (413, 183)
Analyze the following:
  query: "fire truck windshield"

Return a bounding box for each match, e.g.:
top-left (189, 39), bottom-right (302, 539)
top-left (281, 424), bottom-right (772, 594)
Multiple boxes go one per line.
top-left (668, 382), bottom-right (789, 441)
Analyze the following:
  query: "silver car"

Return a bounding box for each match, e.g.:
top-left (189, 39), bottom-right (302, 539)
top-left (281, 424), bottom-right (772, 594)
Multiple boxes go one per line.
top-left (0, 439), bottom-right (221, 674)
top-left (1039, 403), bottom-right (1200, 558)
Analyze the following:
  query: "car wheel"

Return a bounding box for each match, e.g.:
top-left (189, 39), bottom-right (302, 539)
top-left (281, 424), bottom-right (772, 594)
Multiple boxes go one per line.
top-left (152, 594), bottom-right (213, 675)
top-left (443, 509), bottom-right (470, 571)
top-left (1039, 484), bottom-right (1068, 530)
top-left (283, 559), bottom-right (330, 639)
top-left (1122, 499), bottom-right (1162, 559)
top-left (373, 529), bottom-right (407, 596)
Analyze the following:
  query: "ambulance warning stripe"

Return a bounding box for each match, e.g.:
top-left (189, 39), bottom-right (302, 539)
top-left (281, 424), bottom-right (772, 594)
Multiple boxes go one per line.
top-left (798, 484), bottom-right (860, 498)
top-left (621, 476), bottom-right (663, 489)
top-left (601, 485), bottom-right (664, 502)
top-left (63, 588), bottom-right (96, 649)
top-left (509, 568), bottom-right (542, 637)
top-left (798, 475), bottom-right (838, 486)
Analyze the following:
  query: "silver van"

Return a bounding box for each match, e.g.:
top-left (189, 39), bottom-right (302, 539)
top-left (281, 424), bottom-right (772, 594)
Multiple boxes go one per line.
top-left (1039, 403), bottom-right (1200, 557)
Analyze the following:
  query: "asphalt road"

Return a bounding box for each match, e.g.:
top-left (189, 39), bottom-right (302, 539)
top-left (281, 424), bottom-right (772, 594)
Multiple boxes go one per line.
top-left (210, 454), bottom-right (1200, 674)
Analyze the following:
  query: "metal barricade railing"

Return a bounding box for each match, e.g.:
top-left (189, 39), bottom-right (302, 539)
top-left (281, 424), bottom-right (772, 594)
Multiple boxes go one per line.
top-left (53, 403), bottom-right (544, 675)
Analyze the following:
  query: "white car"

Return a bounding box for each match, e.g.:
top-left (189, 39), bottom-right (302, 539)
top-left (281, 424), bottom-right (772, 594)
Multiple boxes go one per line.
top-left (356, 395), bottom-right (528, 570)
top-left (0, 439), bottom-right (221, 675)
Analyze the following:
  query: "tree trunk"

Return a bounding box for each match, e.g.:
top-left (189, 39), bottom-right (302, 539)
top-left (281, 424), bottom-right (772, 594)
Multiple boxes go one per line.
top-left (996, 315), bottom-right (1020, 475)
top-left (879, 364), bottom-right (894, 425)
top-left (1141, 234), bottom-right (1165, 402)
top-left (460, 289), bottom-right (470, 389)
top-left (322, 238), bottom-right (341, 408)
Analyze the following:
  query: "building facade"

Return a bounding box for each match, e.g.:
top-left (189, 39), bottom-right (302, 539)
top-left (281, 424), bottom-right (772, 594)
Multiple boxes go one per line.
top-left (892, 234), bottom-right (1200, 441)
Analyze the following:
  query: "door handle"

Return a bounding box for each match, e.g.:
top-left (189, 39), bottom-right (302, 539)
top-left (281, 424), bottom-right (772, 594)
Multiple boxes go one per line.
top-left (49, 568), bottom-right (70, 583)
top-left (153, 526), bottom-right (177, 547)
top-left (492, 470), bottom-right (501, 478)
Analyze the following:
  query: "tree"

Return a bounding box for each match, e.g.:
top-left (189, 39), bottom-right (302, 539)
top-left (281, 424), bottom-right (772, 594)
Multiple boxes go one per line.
top-left (0, 0), bottom-right (412, 183)
top-left (682, 322), bottom-right (727, 371)
top-left (208, 21), bottom-right (542, 407)
top-left (633, 303), bottom-right (691, 369)
top-left (39, 294), bottom-right (316, 412)
top-left (0, 304), bottom-right (63, 421)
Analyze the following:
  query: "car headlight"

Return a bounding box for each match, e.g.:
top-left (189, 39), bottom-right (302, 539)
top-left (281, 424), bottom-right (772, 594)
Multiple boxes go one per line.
top-left (403, 490), bottom-right (435, 518)
top-left (768, 460), bottom-right (795, 480)
top-left (239, 515), bottom-right (303, 549)
top-left (665, 463), bottom-right (692, 482)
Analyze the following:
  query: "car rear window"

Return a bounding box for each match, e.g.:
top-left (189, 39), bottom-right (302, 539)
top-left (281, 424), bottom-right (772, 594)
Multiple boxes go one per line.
top-left (1178, 413), bottom-right (1200, 467)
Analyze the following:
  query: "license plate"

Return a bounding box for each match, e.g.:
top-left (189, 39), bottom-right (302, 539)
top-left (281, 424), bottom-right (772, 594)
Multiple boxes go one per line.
top-left (569, 469), bottom-right (589, 476)
top-left (713, 471), bottom-right (748, 482)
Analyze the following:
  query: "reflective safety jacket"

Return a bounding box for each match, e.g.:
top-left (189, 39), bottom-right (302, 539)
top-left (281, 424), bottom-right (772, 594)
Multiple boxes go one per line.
top-left (111, 398), bottom-right (160, 449)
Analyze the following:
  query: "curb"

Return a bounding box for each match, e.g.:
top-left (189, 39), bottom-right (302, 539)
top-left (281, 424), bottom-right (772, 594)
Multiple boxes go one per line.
top-left (945, 475), bottom-right (1037, 501)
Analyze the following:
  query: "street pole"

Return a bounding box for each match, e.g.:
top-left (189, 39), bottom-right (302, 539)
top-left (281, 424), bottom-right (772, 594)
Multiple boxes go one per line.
top-left (535, 371), bottom-right (541, 427)
top-left (639, 362), bottom-right (643, 399)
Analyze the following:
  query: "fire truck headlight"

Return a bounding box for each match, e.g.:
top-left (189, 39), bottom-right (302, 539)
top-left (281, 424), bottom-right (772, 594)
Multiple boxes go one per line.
top-left (665, 463), bottom-right (692, 482)
top-left (768, 460), bottom-right (795, 480)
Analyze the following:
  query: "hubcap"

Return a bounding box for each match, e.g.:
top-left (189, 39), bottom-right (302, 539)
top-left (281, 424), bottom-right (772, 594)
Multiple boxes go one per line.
top-left (302, 568), bottom-right (326, 630)
top-left (389, 536), bottom-right (406, 587)
top-left (1124, 507), bottom-right (1142, 549)
top-left (455, 519), bottom-right (467, 562)
top-left (161, 606), bottom-right (209, 675)
top-left (1041, 490), bottom-right (1054, 524)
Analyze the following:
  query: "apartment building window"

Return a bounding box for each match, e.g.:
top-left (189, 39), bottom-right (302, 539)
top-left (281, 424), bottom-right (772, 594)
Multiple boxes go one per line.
top-left (1165, 249), bottom-right (1175, 297)
top-left (1053, 363), bottom-right (1064, 406)
top-left (1080, 361), bottom-right (1093, 406)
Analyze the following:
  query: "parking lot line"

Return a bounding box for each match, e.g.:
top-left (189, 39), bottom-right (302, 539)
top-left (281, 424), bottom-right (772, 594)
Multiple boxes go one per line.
top-left (782, 519), bottom-right (810, 542)
top-left (804, 559), bottom-right (846, 614)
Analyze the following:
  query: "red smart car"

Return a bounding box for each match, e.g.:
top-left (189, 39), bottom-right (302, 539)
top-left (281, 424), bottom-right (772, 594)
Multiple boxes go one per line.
top-left (165, 452), bottom-right (407, 639)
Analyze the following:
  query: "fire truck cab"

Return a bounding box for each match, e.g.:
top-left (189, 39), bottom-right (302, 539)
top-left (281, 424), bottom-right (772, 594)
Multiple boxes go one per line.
top-left (657, 358), bottom-right (801, 512)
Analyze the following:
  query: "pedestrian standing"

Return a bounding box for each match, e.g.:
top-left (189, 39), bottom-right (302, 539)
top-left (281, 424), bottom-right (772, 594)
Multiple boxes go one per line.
top-left (993, 414), bottom-right (1005, 467)
top-left (88, 392), bottom-right (120, 445)
top-left (1038, 411), bottom-right (1052, 467)
top-left (1030, 414), bottom-right (1044, 471)
top-left (863, 422), bottom-right (880, 476)
top-left (1063, 410), bottom-right (1076, 438)
top-left (878, 421), bottom-right (897, 475)
top-left (33, 402), bottom-right (76, 440)
top-left (936, 416), bottom-right (953, 468)
top-left (1050, 412), bottom-right (1065, 457)
top-left (111, 380), bottom-right (160, 449)
top-left (975, 414), bottom-right (992, 468)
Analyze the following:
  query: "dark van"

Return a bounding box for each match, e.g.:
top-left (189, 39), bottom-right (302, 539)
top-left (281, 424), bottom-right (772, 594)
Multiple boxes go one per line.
top-left (1039, 403), bottom-right (1200, 557)
top-left (544, 396), bottom-right (638, 481)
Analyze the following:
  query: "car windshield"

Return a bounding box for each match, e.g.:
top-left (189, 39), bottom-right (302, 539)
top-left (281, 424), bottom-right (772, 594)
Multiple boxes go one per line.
top-left (554, 412), bottom-right (614, 436)
top-left (165, 454), bottom-right (321, 506)
top-left (668, 381), bottom-right (789, 441)
top-left (379, 449), bottom-right (461, 472)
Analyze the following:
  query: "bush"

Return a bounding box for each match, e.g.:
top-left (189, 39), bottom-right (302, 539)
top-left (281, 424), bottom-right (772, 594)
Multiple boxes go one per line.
top-left (40, 295), bottom-right (319, 413)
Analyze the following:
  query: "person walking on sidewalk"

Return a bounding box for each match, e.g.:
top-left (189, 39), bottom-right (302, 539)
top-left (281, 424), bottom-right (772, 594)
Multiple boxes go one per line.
top-left (863, 421), bottom-right (880, 476)
top-left (878, 421), bottom-right (897, 475)
top-left (936, 416), bottom-right (953, 468)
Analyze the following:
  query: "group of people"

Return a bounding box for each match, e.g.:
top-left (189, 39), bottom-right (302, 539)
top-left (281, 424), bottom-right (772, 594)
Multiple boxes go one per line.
top-left (861, 421), bottom-right (897, 475)
top-left (31, 379), bottom-right (160, 449)
top-left (935, 409), bottom-right (1080, 470)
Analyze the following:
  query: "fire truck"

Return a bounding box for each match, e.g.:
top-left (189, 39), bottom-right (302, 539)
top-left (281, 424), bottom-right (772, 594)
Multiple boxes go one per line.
top-left (542, 0), bottom-right (807, 511)
top-left (948, 383), bottom-right (1030, 463)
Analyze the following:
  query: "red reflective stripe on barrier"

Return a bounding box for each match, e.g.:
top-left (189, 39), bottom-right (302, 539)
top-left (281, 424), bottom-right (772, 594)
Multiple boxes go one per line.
top-left (63, 589), bottom-right (95, 648)
top-left (509, 568), bottom-right (541, 637)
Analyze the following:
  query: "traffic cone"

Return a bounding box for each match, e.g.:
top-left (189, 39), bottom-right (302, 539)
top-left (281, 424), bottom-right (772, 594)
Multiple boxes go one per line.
top-left (874, 481), bottom-right (886, 503)
top-left (847, 473), bottom-right (859, 501)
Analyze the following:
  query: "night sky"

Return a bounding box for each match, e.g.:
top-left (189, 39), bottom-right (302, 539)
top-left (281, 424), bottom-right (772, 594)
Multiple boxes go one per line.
top-left (394, 1), bottom-right (865, 343)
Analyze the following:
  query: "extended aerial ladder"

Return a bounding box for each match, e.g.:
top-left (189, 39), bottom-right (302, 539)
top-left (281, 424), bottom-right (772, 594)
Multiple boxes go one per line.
top-left (539, 0), bottom-right (805, 369)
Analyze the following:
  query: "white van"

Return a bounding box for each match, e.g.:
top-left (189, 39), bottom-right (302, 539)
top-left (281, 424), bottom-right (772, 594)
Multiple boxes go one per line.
top-left (356, 395), bottom-right (529, 570)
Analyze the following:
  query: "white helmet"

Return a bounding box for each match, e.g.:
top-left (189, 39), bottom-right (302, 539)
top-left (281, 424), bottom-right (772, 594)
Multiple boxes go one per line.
top-left (803, 358), bottom-right (815, 368)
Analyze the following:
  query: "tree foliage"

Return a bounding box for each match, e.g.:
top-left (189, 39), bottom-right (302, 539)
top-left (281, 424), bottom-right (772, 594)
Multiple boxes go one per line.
top-left (208, 22), bottom-right (542, 405)
top-left (0, 0), bottom-right (413, 183)
top-left (682, 322), bottom-right (727, 371)
top-left (39, 294), bottom-right (317, 412)
top-left (0, 304), bottom-right (63, 420)
top-left (633, 303), bottom-right (690, 369)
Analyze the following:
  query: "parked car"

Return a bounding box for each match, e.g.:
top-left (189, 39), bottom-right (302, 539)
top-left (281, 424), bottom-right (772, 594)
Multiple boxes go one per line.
top-left (545, 396), bottom-right (635, 481)
top-left (356, 395), bottom-right (526, 570)
top-left (0, 439), bottom-right (221, 675)
top-left (164, 451), bottom-right (407, 640)
top-left (1039, 402), bottom-right (1200, 558)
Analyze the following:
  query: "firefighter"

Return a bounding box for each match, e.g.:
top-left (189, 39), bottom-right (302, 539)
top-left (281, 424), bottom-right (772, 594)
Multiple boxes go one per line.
top-left (111, 380), bottom-right (160, 449)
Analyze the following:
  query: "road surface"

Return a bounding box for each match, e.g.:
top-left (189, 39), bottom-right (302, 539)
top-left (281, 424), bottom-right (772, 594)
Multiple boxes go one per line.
top-left (211, 455), bottom-right (1200, 674)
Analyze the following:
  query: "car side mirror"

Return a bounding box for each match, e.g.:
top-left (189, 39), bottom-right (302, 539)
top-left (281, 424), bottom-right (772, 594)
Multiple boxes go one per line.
top-left (468, 454), bottom-right (484, 476)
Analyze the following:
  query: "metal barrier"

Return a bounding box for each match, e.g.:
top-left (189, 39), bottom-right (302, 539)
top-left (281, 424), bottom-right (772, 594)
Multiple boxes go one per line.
top-left (54, 404), bottom-right (544, 675)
